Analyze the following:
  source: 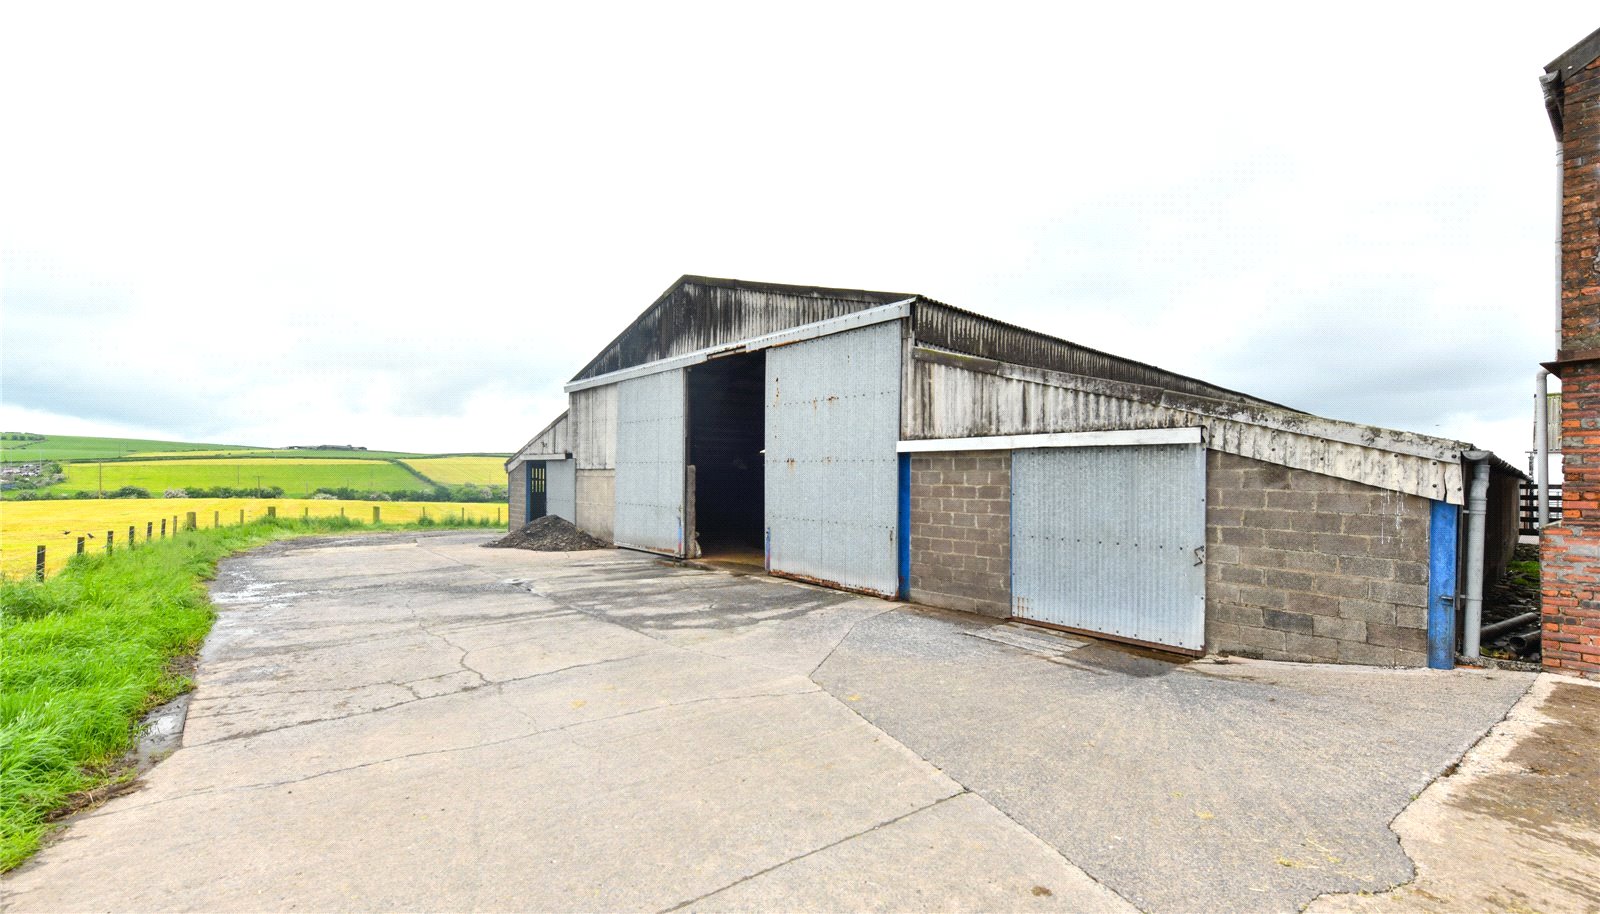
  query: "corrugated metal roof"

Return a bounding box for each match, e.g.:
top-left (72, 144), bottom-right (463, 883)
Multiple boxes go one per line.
top-left (569, 275), bottom-right (911, 382)
top-left (910, 297), bottom-right (1295, 411)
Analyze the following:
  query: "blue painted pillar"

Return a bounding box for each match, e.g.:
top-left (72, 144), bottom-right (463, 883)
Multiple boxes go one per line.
top-left (897, 453), bottom-right (912, 600)
top-left (1427, 499), bottom-right (1459, 669)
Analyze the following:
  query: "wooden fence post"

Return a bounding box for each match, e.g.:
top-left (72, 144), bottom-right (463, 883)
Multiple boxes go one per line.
top-left (107, 529), bottom-right (114, 553)
top-left (373, 506), bottom-right (381, 524)
top-left (147, 521), bottom-right (153, 541)
top-left (77, 536), bottom-right (85, 555)
top-left (36, 546), bottom-right (45, 580)
top-left (267, 506), bottom-right (276, 519)
top-left (172, 515), bottom-right (178, 534)
top-left (303, 507), bottom-right (308, 519)
top-left (160, 518), bottom-right (166, 537)
top-left (186, 512), bottom-right (197, 530)
top-left (214, 511), bottom-right (220, 528)
top-left (341, 506), bottom-right (346, 517)
top-left (239, 509), bottom-right (244, 525)
top-left (129, 525), bottom-right (136, 547)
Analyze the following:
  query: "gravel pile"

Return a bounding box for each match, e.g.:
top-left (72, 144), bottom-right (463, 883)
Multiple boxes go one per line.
top-left (484, 516), bottom-right (611, 552)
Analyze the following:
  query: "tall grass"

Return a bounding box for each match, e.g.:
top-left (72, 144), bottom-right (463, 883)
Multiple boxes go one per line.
top-left (0, 514), bottom-right (496, 870)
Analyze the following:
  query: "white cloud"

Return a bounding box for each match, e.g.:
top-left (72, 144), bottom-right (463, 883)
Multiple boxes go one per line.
top-left (1, 1), bottom-right (1592, 461)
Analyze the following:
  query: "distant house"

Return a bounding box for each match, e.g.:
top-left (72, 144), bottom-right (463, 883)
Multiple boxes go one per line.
top-left (1539, 26), bottom-right (1600, 681)
top-left (507, 275), bottom-right (1521, 668)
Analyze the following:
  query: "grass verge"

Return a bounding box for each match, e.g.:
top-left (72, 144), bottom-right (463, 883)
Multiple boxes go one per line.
top-left (0, 513), bottom-right (496, 871)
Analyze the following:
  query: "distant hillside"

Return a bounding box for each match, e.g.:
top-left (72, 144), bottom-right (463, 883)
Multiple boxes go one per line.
top-left (1, 433), bottom-right (512, 497)
top-left (0, 433), bottom-right (248, 463)
top-left (1, 433), bottom-right (507, 464)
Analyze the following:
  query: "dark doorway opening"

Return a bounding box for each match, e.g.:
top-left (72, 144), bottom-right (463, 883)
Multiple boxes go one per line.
top-left (687, 351), bottom-right (765, 565)
top-left (528, 462), bottom-right (547, 523)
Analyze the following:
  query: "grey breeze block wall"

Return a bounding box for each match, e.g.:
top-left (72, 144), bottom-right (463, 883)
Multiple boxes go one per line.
top-left (575, 469), bottom-right (616, 543)
top-left (507, 462), bottom-right (526, 531)
top-left (909, 450), bottom-right (1011, 618)
top-left (1205, 451), bottom-right (1432, 667)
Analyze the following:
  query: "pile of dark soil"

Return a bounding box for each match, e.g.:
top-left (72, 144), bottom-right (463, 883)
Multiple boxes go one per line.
top-left (484, 515), bottom-right (611, 552)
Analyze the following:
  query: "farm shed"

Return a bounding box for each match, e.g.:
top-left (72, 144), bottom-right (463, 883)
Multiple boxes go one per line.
top-left (507, 275), bottom-right (1523, 668)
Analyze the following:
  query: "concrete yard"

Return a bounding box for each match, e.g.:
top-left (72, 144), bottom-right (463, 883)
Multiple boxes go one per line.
top-left (1, 532), bottom-right (1581, 912)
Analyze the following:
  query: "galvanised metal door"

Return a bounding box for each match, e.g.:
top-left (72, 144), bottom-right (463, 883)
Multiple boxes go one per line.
top-left (1012, 443), bottom-right (1206, 651)
top-left (765, 322), bottom-right (901, 597)
top-left (614, 370), bottom-right (687, 556)
top-left (547, 458), bottom-right (577, 524)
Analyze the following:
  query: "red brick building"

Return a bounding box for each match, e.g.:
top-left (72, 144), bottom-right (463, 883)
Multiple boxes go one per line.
top-left (1540, 27), bottom-right (1600, 680)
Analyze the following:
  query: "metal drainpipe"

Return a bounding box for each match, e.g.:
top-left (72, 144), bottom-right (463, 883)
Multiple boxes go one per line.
top-left (1537, 369), bottom-right (1550, 529)
top-left (1461, 451), bottom-right (1492, 658)
top-left (1555, 142), bottom-right (1564, 353)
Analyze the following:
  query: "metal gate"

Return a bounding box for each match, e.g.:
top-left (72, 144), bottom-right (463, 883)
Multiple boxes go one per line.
top-left (528, 462), bottom-right (547, 522)
top-left (765, 322), bottom-right (901, 596)
top-left (1011, 443), bottom-right (1207, 652)
top-left (614, 370), bottom-right (687, 555)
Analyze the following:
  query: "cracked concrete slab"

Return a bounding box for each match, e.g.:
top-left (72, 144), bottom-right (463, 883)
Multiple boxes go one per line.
top-left (2, 533), bottom-right (1128, 912)
top-left (810, 605), bottom-right (1536, 913)
top-left (679, 792), bottom-right (1136, 913)
top-left (1, 532), bottom-right (1548, 913)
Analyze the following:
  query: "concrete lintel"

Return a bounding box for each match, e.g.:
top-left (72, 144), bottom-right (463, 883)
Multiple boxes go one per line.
top-left (897, 427), bottom-right (1204, 453)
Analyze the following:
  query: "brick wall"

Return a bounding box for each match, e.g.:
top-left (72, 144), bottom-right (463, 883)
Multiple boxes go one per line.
top-left (1544, 53), bottom-right (1600, 680)
top-left (909, 451), bottom-right (1010, 617)
top-left (1544, 365), bottom-right (1600, 679)
top-left (1205, 452), bottom-right (1433, 667)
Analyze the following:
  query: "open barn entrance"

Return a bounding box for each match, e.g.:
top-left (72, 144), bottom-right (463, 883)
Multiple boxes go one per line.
top-left (687, 351), bottom-right (766, 566)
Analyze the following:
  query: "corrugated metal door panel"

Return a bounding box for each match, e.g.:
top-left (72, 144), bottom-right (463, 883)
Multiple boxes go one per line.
top-left (614, 370), bottom-right (686, 555)
top-left (766, 322), bottom-right (901, 596)
top-left (1012, 444), bottom-right (1206, 650)
top-left (547, 459), bottom-right (577, 524)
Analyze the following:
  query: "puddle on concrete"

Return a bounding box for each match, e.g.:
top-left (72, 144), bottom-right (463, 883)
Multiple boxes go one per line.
top-left (134, 693), bottom-right (191, 773)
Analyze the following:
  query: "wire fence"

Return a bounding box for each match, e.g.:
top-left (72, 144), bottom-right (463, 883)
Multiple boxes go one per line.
top-left (8, 499), bottom-right (505, 580)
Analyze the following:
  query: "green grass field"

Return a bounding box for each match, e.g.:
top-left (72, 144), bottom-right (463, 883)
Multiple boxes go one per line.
top-left (401, 456), bottom-right (511, 485)
top-left (0, 434), bottom-right (245, 463)
top-left (46, 459), bottom-right (430, 497)
top-left (0, 513), bottom-right (498, 871)
top-left (126, 447), bottom-right (436, 460)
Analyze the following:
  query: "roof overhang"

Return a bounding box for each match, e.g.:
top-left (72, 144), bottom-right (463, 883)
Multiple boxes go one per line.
top-left (1542, 26), bottom-right (1600, 138)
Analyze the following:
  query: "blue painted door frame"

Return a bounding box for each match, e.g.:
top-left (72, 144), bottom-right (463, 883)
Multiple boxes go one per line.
top-left (1427, 499), bottom-right (1459, 669)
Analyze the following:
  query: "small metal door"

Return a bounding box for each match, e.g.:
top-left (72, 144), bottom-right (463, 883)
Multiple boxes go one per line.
top-left (1011, 443), bottom-right (1207, 651)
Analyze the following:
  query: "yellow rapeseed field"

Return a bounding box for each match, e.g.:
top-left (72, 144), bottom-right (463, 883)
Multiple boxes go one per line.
top-left (402, 456), bottom-right (510, 486)
top-left (0, 498), bottom-right (506, 579)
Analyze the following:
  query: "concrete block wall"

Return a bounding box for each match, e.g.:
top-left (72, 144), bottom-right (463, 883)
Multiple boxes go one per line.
top-left (908, 450), bottom-right (1010, 617)
top-left (506, 462), bottom-right (525, 532)
top-left (1205, 451), bottom-right (1432, 667)
top-left (576, 469), bottom-right (616, 543)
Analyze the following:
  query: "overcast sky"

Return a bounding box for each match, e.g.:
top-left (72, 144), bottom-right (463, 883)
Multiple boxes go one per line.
top-left (2, 3), bottom-right (1594, 464)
